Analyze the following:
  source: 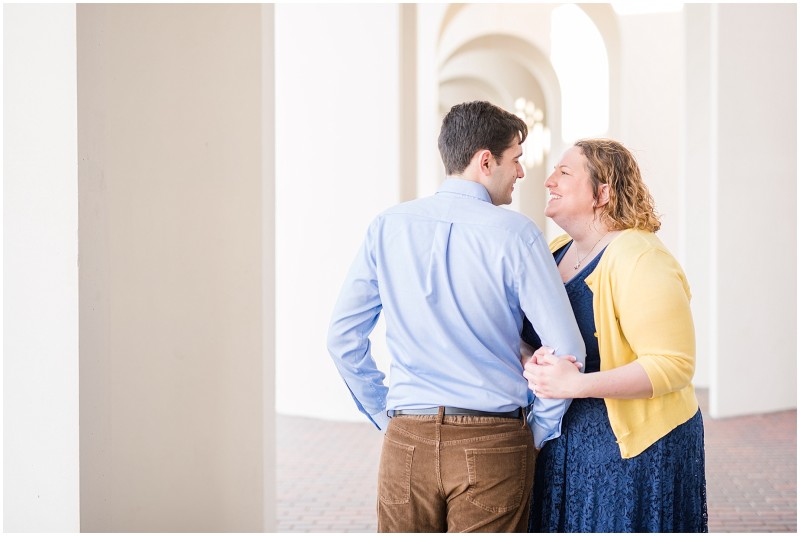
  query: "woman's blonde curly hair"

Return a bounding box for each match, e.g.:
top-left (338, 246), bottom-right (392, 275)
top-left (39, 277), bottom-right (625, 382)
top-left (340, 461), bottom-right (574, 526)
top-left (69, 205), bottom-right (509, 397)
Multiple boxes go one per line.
top-left (574, 138), bottom-right (661, 233)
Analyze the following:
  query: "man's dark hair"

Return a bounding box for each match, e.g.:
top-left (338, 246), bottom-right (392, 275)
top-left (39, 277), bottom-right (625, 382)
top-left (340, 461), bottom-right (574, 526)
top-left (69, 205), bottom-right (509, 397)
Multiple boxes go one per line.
top-left (437, 101), bottom-right (528, 176)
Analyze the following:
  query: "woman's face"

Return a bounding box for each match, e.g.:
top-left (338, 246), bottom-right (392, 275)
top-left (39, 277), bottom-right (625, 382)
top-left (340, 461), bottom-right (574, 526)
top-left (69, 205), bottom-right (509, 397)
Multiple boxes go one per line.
top-left (543, 146), bottom-right (598, 227)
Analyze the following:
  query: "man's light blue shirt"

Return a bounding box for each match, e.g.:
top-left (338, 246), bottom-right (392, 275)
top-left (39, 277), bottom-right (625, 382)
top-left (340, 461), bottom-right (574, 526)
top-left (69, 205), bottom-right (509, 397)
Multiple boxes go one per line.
top-left (327, 178), bottom-right (585, 447)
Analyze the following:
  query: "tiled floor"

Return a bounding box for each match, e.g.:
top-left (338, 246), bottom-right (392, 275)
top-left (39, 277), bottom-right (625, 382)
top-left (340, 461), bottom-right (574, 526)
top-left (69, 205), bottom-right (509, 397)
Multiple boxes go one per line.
top-left (276, 390), bottom-right (796, 532)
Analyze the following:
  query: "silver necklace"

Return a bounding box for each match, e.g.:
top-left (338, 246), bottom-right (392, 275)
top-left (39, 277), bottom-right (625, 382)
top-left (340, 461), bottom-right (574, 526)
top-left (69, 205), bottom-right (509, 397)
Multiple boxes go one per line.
top-left (573, 232), bottom-right (608, 270)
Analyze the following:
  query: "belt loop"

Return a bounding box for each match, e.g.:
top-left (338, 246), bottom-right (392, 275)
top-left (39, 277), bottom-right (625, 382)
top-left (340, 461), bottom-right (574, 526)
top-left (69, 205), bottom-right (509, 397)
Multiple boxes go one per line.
top-left (436, 406), bottom-right (445, 423)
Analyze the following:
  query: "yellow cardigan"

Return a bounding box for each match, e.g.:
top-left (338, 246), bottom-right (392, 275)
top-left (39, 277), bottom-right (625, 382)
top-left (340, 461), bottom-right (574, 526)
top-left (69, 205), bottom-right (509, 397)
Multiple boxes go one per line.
top-left (550, 229), bottom-right (699, 459)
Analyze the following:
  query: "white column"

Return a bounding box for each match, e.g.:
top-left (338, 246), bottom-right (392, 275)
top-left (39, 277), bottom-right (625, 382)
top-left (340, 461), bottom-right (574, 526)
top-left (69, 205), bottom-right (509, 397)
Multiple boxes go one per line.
top-left (712, 4), bottom-right (796, 417)
top-left (686, 4), bottom-right (797, 417)
top-left (274, 4), bottom-right (402, 422)
top-left (77, 5), bottom-right (268, 530)
top-left (4, 4), bottom-right (80, 531)
top-left (684, 4), bottom-right (715, 390)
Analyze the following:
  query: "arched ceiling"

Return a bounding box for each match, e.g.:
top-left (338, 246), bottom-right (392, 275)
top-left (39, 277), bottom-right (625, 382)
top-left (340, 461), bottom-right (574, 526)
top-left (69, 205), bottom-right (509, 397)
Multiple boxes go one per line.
top-left (435, 3), bottom-right (621, 139)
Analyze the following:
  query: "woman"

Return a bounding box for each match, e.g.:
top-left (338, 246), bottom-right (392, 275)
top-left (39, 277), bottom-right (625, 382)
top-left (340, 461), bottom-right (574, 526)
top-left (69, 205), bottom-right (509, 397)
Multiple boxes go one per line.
top-left (522, 139), bottom-right (708, 532)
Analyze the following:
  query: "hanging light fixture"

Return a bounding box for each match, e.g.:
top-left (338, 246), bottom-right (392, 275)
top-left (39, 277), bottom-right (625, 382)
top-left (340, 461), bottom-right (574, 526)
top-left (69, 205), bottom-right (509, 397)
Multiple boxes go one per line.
top-left (514, 97), bottom-right (551, 169)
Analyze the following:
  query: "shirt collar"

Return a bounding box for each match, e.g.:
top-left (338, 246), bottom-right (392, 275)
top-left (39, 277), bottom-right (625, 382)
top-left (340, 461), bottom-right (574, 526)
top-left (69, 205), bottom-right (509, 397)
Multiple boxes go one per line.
top-left (437, 177), bottom-right (493, 204)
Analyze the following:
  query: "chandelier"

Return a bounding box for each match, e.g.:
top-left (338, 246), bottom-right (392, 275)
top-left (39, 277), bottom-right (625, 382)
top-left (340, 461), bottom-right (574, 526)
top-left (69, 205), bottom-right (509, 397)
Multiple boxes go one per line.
top-left (514, 97), bottom-right (551, 168)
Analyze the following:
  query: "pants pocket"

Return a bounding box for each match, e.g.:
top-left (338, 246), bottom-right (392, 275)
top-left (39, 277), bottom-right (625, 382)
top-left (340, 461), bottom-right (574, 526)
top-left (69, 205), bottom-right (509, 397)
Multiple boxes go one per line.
top-left (378, 436), bottom-right (415, 505)
top-left (465, 445), bottom-right (527, 513)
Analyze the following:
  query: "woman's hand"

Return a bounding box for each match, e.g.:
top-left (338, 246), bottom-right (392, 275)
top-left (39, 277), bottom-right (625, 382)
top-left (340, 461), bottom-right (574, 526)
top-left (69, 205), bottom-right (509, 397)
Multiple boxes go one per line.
top-left (524, 347), bottom-right (584, 399)
top-left (525, 346), bottom-right (655, 400)
top-left (529, 346), bottom-right (583, 368)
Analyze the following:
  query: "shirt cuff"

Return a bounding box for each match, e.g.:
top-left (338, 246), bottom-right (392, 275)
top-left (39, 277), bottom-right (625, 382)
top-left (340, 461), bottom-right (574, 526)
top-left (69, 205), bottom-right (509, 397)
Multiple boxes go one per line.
top-left (369, 409), bottom-right (391, 431)
top-left (528, 398), bottom-right (571, 448)
top-left (531, 418), bottom-right (563, 448)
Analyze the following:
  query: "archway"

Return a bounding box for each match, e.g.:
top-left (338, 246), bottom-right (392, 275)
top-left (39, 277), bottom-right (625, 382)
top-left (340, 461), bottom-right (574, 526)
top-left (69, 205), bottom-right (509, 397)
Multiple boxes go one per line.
top-left (435, 3), bottom-right (615, 232)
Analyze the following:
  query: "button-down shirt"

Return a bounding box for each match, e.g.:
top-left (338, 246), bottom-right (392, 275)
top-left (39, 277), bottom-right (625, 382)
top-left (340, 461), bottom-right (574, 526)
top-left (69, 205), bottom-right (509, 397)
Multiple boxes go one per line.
top-left (327, 178), bottom-right (585, 446)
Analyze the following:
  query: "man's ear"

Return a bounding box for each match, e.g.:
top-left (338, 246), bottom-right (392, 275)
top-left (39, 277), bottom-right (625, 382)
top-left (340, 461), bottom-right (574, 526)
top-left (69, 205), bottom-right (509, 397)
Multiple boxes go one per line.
top-left (478, 149), bottom-right (493, 176)
top-left (595, 183), bottom-right (610, 207)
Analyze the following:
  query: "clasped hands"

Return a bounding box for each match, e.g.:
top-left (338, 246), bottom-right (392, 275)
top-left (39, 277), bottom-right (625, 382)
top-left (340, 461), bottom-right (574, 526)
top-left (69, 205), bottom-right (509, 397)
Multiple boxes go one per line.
top-left (523, 346), bottom-right (583, 399)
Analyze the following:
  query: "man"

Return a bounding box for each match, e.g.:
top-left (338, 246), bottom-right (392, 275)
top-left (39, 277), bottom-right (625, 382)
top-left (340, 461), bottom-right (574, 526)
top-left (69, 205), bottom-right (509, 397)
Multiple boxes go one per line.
top-left (327, 100), bottom-right (585, 532)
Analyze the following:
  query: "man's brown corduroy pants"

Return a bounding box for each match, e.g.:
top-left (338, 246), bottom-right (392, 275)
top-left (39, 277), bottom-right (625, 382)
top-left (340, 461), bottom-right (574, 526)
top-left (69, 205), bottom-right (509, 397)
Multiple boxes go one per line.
top-left (377, 408), bottom-right (536, 533)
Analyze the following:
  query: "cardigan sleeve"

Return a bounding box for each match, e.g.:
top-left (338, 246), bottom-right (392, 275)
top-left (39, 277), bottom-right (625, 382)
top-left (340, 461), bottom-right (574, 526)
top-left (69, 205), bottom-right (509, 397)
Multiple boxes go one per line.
top-left (615, 247), bottom-right (696, 398)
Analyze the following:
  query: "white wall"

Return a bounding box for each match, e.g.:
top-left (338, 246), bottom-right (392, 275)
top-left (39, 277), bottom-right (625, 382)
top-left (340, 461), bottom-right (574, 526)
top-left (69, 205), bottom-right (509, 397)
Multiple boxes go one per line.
top-left (77, 5), bottom-right (269, 530)
top-left (275, 4), bottom-right (401, 422)
top-left (617, 11), bottom-right (685, 259)
top-left (4, 4), bottom-right (80, 531)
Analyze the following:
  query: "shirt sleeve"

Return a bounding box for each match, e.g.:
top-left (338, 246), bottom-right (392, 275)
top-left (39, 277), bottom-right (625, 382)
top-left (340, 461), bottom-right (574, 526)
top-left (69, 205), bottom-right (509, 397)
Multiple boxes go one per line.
top-left (617, 248), bottom-right (696, 397)
top-left (519, 232), bottom-right (586, 448)
top-left (326, 221), bottom-right (389, 430)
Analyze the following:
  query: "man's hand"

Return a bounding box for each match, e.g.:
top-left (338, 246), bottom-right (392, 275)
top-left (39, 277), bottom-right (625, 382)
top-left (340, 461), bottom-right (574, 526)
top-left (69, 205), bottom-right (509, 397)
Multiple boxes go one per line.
top-left (520, 340), bottom-right (536, 365)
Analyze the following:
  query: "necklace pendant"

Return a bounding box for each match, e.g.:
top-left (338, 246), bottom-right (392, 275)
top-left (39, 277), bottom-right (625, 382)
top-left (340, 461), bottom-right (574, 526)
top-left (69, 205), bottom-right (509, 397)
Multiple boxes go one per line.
top-left (573, 262), bottom-right (580, 270)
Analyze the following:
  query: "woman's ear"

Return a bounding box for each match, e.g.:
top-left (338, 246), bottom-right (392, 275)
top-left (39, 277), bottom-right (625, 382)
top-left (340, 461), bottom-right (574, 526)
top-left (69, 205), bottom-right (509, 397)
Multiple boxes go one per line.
top-left (596, 183), bottom-right (610, 208)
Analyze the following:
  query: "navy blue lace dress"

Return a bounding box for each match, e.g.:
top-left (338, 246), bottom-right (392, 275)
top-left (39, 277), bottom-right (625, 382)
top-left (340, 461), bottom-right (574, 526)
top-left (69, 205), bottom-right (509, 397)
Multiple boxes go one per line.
top-left (522, 243), bottom-right (708, 533)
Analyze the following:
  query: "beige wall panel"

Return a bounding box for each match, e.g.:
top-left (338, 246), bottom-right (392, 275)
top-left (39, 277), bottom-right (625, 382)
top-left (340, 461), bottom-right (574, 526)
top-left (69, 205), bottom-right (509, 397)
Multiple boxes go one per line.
top-left (78, 4), bottom-right (266, 530)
